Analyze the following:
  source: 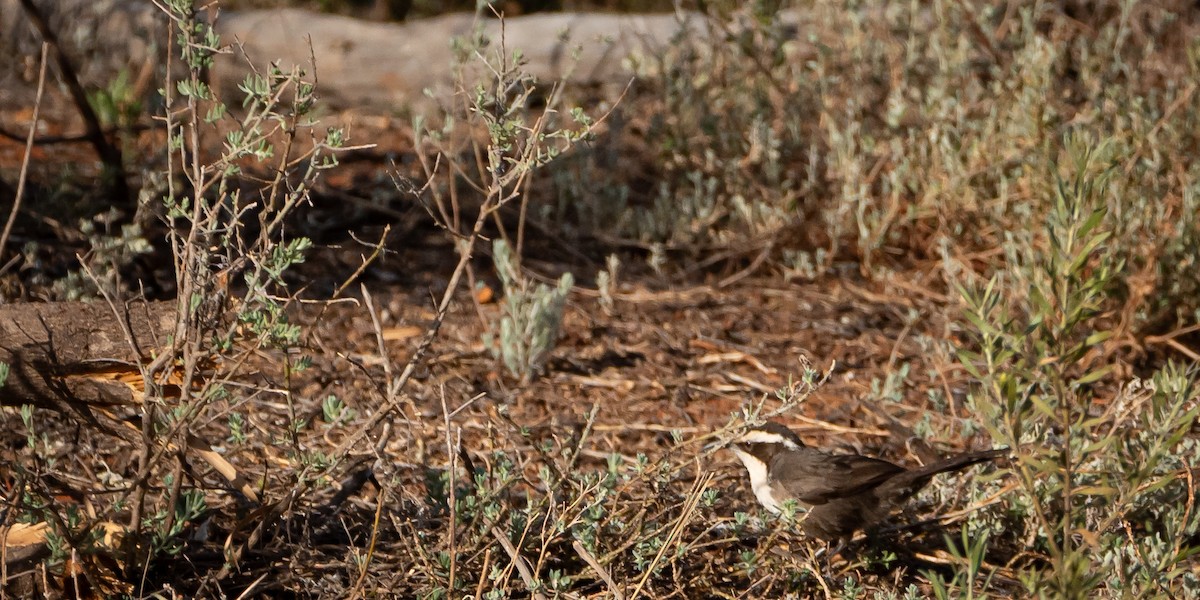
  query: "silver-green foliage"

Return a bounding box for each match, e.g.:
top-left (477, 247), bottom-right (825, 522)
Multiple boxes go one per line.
top-left (48, 208), bottom-right (152, 300)
top-left (487, 239), bottom-right (573, 381)
top-left (957, 133), bottom-right (1200, 598)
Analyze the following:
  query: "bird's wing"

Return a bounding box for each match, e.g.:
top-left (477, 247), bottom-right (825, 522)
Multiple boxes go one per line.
top-left (770, 450), bottom-right (906, 504)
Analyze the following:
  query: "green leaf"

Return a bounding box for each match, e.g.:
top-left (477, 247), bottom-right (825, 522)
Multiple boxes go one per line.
top-left (1074, 485), bottom-right (1117, 497)
top-left (1073, 366), bottom-right (1111, 386)
top-left (1081, 436), bottom-right (1115, 454)
top-left (1077, 207), bottom-right (1106, 238)
top-left (1083, 330), bottom-right (1113, 347)
top-left (1029, 393), bottom-right (1058, 418)
top-left (957, 350), bottom-right (983, 379)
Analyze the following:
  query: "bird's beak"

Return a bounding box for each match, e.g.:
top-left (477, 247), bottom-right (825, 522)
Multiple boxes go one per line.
top-left (703, 438), bottom-right (730, 453)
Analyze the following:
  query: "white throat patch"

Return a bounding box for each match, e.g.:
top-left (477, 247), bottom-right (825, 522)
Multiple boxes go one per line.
top-left (731, 446), bottom-right (783, 513)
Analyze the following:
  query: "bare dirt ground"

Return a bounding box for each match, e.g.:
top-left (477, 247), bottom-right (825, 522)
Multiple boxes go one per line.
top-left (0, 100), bottom-right (1015, 596)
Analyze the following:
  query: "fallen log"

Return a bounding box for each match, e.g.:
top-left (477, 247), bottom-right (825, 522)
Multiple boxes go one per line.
top-left (0, 300), bottom-right (175, 411)
top-left (1, 2), bottom-right (710, 113)
top-left (0, 299), bottom-right (261, 503)
top-left (213, 9), bottom-right (708, 111)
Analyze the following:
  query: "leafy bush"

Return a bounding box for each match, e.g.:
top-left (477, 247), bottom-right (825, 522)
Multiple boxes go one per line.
top-left (955, 133), bottom-right (1200, 597)
top-left (6, 0), bottom-right (349, 589)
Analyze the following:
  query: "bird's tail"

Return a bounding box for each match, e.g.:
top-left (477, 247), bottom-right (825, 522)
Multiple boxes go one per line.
top-left (873, 447), bottom-right (1008, 506)
top-left (907, 448), bottom-right (1009, 482)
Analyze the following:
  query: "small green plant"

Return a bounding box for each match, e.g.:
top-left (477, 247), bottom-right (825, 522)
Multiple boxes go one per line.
top-left (485, 238), bottom-right (573, 381)
top-left (51, 207), bottom-right (152, 300)
top-left (147, 483), bottom-right (207, 556)
top-left (88, 68), bottom-right (142, 131)
top-left (227, 412), bottom-right (246, 444)
top-left (596, 253), bottom-right (620, 316)
top-left (321, 394), bottom-right (356, 424)
top-left (925, 526), bottom-right (996, 600)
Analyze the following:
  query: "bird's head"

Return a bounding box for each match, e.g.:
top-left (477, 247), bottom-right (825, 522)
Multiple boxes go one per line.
top-left (734, 422), bottom-right (805, 449)
top-left (729, 422), bottom-right (804, 470)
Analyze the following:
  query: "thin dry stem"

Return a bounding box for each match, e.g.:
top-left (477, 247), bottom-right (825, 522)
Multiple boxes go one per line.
top-left (0, 42), bottom-right (48, 271)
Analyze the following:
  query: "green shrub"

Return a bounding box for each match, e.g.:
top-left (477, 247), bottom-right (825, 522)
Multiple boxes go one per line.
top-left (956, 133), bottom-right (1200, 598)
top-left (486, 239), bottom-right (573, 381)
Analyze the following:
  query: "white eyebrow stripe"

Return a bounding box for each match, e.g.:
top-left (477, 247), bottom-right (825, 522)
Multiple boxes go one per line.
top-left (737, 430), bottom-right (800, 449)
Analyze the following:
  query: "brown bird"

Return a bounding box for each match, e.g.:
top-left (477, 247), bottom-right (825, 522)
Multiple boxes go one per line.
top-left (728, 422), bottom-right (1007, 540)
